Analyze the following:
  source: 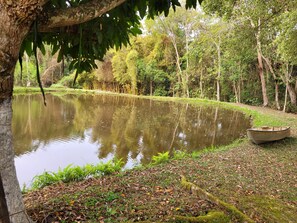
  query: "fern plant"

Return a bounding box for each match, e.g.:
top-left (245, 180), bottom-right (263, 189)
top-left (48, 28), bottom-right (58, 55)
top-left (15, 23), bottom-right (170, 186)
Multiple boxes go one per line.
top-left (173, 150), bottom-right (188, 160)
top-left (151, 151), bottom-right (170, 165)
top-left (31, 159), bottom-right (124, 189)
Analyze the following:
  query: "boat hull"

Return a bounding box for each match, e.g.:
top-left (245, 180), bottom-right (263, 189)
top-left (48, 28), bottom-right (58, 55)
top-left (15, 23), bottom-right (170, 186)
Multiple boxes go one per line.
top-left (247, 127), bottom-right (290, 144)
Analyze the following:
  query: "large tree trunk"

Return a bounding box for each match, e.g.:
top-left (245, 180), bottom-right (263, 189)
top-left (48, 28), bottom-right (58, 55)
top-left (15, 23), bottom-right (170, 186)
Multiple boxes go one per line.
top-left (283, 64), bottom-right (297, 106)
top-left (200, 69), bottom-right (203, 98)
top-left (0, 100), bottom-right (31, 223)
top-left (0, 176), bottom-right (10, 223)
top-left (252, 18), bottom-right (268, 106)
top-left (256, 45), bottom-right (268, 106)
top-left (261, 55), bottom-right (280, 110)
top-left (233, 81), bottom-right (239, 103)
top-left (0, 5), bottom-right (33, 223)
top-left (286, 70), bottom-right (296, 106)
top-left (287, 84), bottom-right (297, 106)
top-left (215, 37), bottom-right (221, 102)
top-left (283, 86), bottom-right (288, 112)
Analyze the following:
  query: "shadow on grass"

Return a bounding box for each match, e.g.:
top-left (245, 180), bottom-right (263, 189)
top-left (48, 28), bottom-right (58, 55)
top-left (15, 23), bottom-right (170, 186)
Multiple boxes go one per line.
top-left (255, 137), bottom-right (297, 150)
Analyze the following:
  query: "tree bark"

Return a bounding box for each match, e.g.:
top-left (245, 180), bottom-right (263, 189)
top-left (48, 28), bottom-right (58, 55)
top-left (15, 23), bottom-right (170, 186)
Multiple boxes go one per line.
top-left (200, 69), bottom-right (203, 98)
top-left (0, 100), bottom-right (31, 223)
top-left (215, 37), bottom-right (221, 101)
top-left (287, 83), bottom-right (297, 106)
top-left (251, 18), bottom-right (268, 106)
top-left (233, 81), bottom-right (238, 103)
top-left (284, 64), bottom-right (296, 106)
top-left (256, 42), bottom-right (268, 106)
top-left (283, 86), bottom-right (288, 112)
top-left (238, 78), bottom-right (241, 103)
top-left (261, 55), bottom-right (280, 110)
top-left (0, 5), bottom-right (34, 223)
top-left (280, 64), bottom-right (296, 109)
top-left (40, 0), bottom-right (126, 30)
top-left (0, 175), bottom-right (10, 223)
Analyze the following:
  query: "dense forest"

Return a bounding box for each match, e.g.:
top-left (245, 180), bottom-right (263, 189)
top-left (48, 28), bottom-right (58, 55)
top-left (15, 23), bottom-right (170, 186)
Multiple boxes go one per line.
top-left (15, 0), bottom-right (297, 112)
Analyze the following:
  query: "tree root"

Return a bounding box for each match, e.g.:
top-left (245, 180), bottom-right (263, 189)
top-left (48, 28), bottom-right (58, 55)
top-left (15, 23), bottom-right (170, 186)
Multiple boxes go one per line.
top-left (180, 175), bottom-right (255, 223)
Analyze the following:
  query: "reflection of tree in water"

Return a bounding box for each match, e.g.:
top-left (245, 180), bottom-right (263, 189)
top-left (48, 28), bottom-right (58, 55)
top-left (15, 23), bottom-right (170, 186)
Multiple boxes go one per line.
top-left (13, 94), bottom-right (76, 155)
top-left (13, 94), bottom-right (250, 166)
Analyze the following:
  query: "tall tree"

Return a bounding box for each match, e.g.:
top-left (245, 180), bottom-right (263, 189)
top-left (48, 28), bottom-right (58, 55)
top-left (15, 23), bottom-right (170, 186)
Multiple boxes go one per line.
top-left (275, 5), bottom-right (297, 107)
top-left (0, 0), bottom-right (201, 222)
top-left (198, 18), bottom-right (229, 101)
top-left (202, 0), bottom-right (289, 106)
top-left (126, 49), bottom-right (139, 94)
top-left (153, 7), bottom-right (200, 97)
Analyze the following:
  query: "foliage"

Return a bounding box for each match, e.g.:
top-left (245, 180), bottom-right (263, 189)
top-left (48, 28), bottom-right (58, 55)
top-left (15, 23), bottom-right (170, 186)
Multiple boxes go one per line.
top-left (173, 150), bottom-right (189, 160)
top-left (31, 159), bottom-right (124, 189)
top-left (151, 151), bottom-right (170, 165)
top-left (14, 55), bottom-right (41, 87)
top-left (15, 0), bottom-right (297, 112)
top-left (125, 49), bottom-right (139, 94)
top-left (57, 73), bottom-right (81, 88)
top-left (77, 71), bottom-right (97, 89)
top-left (20, 0), bottom-right (201, 75)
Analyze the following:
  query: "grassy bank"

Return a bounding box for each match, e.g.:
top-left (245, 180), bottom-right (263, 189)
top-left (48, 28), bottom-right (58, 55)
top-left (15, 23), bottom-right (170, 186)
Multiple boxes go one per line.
top-left (20, 88), bottom-right (297, 222)
top-left (13, 86), bottom-right (99, 95)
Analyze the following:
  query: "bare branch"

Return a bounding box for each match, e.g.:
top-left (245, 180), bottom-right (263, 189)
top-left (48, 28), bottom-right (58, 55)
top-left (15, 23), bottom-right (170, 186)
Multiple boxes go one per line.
top-left (261, 55), bottom-right (277, 79)
top-left (40, 0), bottom-right (127, 31)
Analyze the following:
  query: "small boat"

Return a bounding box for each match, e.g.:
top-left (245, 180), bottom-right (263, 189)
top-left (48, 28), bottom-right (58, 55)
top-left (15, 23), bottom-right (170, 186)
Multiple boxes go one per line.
top-left (247, 126), bottom-right (290, 144)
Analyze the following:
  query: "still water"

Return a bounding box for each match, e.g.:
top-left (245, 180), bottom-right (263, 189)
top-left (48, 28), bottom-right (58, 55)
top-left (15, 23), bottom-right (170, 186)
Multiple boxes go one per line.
top-left (13, 94), bottom-right (250, 186)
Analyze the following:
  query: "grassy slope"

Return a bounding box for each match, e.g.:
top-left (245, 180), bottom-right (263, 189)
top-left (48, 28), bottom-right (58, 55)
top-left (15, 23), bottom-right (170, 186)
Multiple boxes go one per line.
top-left (21, 88), bottom-right (297, 222)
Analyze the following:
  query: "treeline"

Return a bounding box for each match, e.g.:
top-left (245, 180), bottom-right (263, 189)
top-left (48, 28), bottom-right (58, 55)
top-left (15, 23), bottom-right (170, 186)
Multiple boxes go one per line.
top-left (14, 0), bottom-right (297, 112)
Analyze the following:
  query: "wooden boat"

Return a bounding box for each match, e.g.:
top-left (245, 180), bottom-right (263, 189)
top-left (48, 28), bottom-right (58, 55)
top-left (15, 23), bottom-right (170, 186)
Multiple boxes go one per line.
top-left (247, 126), bottom-right (290, 144)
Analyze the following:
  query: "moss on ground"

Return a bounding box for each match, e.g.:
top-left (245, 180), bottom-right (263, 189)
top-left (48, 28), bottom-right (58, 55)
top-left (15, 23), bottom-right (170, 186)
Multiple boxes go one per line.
top-left (241, 195), bottom-right (297, 223)
top-left (173, 211), bottom-right (230, 223)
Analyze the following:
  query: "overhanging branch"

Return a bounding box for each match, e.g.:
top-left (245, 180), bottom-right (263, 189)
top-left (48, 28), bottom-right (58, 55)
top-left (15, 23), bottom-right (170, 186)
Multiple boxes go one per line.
top-left (40, 0), bottom-right (127, 31)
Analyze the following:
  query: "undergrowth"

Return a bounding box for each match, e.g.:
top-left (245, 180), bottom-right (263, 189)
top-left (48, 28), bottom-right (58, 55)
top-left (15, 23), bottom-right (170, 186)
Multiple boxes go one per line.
top-left (31, 159), bottom-right (124, 190)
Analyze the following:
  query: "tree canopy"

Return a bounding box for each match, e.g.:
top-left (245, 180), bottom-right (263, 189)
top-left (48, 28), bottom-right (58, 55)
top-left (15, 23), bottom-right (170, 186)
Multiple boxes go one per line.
top-left (21, 0), bottom-right (203, 75)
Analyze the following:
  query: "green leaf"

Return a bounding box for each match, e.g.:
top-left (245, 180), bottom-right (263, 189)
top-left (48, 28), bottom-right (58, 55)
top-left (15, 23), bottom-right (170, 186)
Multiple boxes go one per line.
top-left (57, 49), bottom-right (64, 62)
top-left (52, 42), bottom-right (60, 55)
top-left (39, 43), bottom-right (46, 55)
top-left (137, 0), bottom-right (147, 18)
top-left (97, 31), bottom-right (103, 44)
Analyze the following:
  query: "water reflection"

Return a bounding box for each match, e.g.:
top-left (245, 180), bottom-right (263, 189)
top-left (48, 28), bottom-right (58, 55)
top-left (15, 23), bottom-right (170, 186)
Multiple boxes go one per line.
top-left (13, 94), bottom-right (250, 186)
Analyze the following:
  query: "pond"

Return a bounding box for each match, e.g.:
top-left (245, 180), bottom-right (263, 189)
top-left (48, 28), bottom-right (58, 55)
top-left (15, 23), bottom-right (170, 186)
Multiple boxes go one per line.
top-left (13, 93), bottom-right (251, 186)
